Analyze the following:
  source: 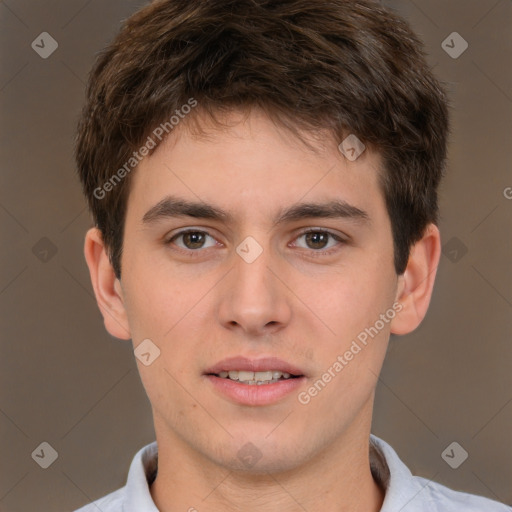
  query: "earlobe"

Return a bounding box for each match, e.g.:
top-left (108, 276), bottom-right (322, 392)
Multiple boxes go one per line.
top-left (84, 227), bottom-right (131, 340)
top-left (390, 224), bottom-right (441, 336)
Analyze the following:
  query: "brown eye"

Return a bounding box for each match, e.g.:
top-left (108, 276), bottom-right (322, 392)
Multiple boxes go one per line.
top-left (167, 230), bottom-right (217, 251)
top-left (294, 230), bottom-right (343, 252)
top-left (182, 232), bottom-right (206, 249)
top-left (304, 231), bottom-right (330, 249)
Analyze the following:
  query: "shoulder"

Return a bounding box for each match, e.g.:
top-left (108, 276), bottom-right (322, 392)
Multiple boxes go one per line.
top-left (73, 441), bottom-right (158, 511)
top-left (369, 435), bottom-right (511, 512)
top-left (73, 486), bottom-right (126, 511)
top-left (415, 475), bottom-right (512, 512)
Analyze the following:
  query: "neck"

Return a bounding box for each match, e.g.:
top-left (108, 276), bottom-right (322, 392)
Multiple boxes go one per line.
top-left (150, 408), bottom-right (385, 512)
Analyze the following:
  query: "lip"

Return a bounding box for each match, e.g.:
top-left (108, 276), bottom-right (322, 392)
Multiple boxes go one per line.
top-left (205, 374), bottom-right (306, 406)
top-left (204, 356), bottom-right (305, 376)
top-left (204, 356), bottom-right (306, 406)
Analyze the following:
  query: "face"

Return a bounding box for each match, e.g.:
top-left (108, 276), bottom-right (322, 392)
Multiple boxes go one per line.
top-left (116, 109), bottom-right (401, 473)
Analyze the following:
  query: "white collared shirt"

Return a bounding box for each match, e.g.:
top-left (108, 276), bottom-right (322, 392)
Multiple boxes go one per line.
top-left (75, 434), bottom-right (511, 511)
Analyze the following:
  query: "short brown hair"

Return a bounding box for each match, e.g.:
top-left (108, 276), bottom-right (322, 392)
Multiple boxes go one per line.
top-left (75, 0), bottom-right (449, 279)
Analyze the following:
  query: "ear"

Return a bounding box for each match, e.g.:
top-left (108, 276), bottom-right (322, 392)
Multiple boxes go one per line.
top-left (390, 223), bottom-right (441, 335)
top-left (84, 227), bottom-right (131, 340)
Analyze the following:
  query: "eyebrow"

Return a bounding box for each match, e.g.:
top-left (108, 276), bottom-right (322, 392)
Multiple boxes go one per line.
top-left (142, 195), bottom-right (370, 227)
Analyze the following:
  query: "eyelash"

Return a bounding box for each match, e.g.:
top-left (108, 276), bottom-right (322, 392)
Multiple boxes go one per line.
top-left (164, 228), bottom-right (346, 257)
top-left (294, 228), bottom-right (346, 256)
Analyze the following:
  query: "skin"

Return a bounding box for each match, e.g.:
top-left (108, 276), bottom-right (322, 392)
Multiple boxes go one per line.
top-left (85, 109), bottom-right (441, 512)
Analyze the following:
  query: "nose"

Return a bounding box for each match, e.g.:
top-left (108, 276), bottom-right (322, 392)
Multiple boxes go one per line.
top-left (216, 240), bottom-right (292, 337)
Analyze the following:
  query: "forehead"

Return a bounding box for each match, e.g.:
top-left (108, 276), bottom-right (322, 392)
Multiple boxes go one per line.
top-left (127, 108), bottom-right (385, 225)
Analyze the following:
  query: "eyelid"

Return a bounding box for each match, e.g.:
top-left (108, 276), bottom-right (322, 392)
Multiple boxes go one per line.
top-left (295, 227), bottom-right (346, 239)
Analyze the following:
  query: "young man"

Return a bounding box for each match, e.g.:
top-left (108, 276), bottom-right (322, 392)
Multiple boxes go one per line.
top-left (74, 0), bottom-right (510, 510)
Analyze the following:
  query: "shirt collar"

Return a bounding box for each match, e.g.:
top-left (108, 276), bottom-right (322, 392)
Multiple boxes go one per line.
top-left (124, 440), bottom-right (159, 512)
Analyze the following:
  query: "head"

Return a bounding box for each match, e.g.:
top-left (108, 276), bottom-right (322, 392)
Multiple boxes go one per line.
top-left (77, 0), bottom-right (448, 474)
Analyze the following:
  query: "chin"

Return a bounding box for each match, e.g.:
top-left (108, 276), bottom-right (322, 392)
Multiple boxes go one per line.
top-left (209, 431), bottom-right (310, 475)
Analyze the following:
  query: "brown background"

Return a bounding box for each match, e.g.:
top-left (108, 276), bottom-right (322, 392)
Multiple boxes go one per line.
top-left (0, 0), bottom-right (511, 510)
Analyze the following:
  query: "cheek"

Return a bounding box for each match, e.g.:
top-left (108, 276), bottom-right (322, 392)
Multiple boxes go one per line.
top-left (318, 259), bottom-right (396, 340)
top-left (121, 264), bottom-right (210, 371)
top-left (121, 250), bottom-right (187, 337)
top-left (302, 269), bottom-right (396, 416)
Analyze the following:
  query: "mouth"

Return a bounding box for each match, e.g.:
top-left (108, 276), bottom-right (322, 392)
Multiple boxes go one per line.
top-left (204, 356), bottom-right (306, 405)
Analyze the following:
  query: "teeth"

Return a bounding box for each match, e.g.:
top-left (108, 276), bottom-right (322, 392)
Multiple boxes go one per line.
top-left (238, 370), bottom-right (254, 381)
top-left (255, 371), bottom-right (273, 381)
top-left (216, 370), bottom-right (295, 384)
